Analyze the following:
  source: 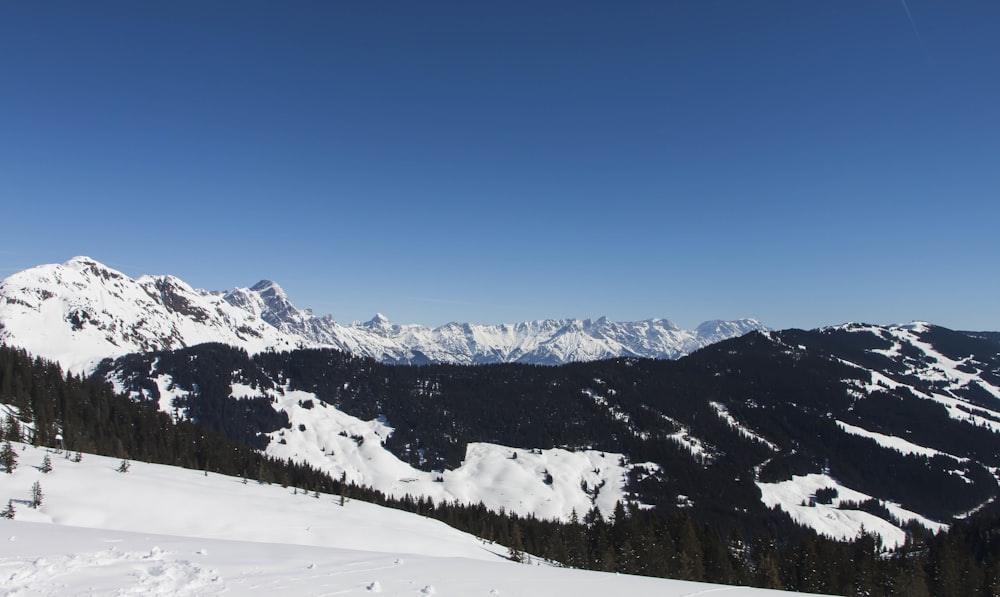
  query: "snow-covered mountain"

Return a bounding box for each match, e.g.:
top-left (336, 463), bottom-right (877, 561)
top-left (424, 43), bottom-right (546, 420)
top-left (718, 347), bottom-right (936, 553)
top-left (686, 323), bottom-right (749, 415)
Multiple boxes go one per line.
top-left (0, 257), bottom-right (765, 373)
top-left (0, 443), bottom-right (799, 596)
top-left (0, 257), bottom-right (303, 374)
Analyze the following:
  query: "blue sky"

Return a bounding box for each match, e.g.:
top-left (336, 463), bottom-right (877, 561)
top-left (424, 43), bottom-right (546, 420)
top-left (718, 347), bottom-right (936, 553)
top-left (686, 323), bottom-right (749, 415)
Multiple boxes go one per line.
top-left (2, 1), bottom-right (998, 330)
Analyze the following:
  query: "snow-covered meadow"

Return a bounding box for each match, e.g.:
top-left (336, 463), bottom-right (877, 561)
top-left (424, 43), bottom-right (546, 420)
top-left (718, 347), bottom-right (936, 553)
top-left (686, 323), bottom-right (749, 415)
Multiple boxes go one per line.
top-left (0, 444), bottom-right (812, 595)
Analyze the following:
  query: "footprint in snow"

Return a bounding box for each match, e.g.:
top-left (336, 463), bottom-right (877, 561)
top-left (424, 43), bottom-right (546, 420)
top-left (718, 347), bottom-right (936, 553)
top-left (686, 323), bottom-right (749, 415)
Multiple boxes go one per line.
top-left (366, 580), bottom-right (382, 592)
top-left (421, 585), bottom-right (436, 595)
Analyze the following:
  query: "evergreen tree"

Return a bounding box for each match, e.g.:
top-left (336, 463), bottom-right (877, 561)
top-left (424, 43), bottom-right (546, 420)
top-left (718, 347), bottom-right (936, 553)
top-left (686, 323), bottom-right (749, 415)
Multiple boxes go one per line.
top-left (507, 522), bottom-right (526, 563)
top-left (41, 454), bottom-right (52, 473)
top-left (31, 480), bottom-right (43, 508)
top-left (117, 458), bottom-right (130, 473)
top-left (2, 414), bottom-right (21, 441)
top-left (0, 441), bottom-right (16, 473)
top-left (1, 499), bottom-right (14, 519)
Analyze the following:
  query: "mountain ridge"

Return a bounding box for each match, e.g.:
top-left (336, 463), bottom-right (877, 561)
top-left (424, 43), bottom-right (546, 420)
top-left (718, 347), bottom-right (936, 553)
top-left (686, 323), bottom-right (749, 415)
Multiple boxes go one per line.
top-left (0, 256), bottom-right (766, 372)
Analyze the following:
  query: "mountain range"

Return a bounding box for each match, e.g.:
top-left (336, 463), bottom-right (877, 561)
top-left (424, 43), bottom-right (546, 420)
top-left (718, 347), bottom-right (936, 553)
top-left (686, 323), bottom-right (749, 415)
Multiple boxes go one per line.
top-left (0, 257), bottom-right (766, 373)
top-left (3, 256), bottom-right (1000, 594)
top-left (4, 258), bottom-right (1000, 542)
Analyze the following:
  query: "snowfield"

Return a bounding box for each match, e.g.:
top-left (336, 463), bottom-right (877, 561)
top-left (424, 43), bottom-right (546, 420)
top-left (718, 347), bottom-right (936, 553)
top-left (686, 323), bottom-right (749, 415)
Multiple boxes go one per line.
top-left (0, 444), bottom-right (813, 596)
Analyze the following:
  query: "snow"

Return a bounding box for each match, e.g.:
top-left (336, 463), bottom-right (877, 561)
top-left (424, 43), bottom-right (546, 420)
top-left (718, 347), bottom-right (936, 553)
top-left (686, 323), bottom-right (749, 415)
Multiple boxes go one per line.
top-left (885, 325), bottom-right (1000, 401)
top-left (582, 388), bottom-right (650, 440)
top-left (0, 257), bottom-right (766, 374)
top-left (658, 414), bottom-right (713, 464)
top-left (710, 402), bottom-right (779, 452)
top-left (835, 420), bottom-right (966, 461)
top-left (833, 324), bottom-right (1000, 435)
top-left (259, 385), bottom-right (657, 521)
top-left (0, 257), bottom-right (302, 375)
top-left (0, 444), bottom-right (809, 596)
top-left (757, 473), bottom-right (947, 548)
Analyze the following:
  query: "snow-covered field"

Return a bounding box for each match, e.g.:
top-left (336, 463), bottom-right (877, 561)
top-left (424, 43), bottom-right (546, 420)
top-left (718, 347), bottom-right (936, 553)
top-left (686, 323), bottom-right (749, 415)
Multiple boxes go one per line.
top-left (0, 444), bottom-right (809, 595)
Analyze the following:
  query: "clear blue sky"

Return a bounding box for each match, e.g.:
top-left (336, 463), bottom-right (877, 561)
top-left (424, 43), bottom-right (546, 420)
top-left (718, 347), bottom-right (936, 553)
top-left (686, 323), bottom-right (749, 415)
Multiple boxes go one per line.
top-left (2, 1), bottom-right (998, 330)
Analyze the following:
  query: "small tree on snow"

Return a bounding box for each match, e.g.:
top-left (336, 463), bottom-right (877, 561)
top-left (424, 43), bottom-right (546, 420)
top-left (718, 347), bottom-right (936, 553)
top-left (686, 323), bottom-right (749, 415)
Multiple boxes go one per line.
top-left (1, 500), bottom-right (14, 519)
top-left (117, 458), bottom-right (130, 473)
top-left (41, 454), bottom-right (53, 473)
top-left (0, 441), bottom-right (17, 474)
top-left (31, 481), bottom-right (43, 508)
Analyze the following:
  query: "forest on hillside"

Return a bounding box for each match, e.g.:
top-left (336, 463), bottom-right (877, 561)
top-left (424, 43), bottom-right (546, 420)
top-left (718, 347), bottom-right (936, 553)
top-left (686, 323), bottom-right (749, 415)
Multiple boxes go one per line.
top-left (6, 342), bottom-right (1000, 594)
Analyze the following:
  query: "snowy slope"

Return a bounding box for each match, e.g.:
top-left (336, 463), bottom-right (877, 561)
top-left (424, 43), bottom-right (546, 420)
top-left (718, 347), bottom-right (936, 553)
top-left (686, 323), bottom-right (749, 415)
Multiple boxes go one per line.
top-left (0, 257), bottom-right (303, 374)
top-left (115, 380), bottom-right (659, 522)
top-left (757, 473), bottom-right (948, 549)
top-left (0, 257), bottom-right (766, 373)
top-left (0, 444), bottom-right (811, 596)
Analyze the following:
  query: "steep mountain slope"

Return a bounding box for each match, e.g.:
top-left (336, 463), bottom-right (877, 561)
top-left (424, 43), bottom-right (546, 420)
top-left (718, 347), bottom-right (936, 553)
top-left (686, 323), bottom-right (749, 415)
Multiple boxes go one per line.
top-left (0, 257), bottom-right (765, 372)
top-left (96, 321), bottom-right (1000, 548)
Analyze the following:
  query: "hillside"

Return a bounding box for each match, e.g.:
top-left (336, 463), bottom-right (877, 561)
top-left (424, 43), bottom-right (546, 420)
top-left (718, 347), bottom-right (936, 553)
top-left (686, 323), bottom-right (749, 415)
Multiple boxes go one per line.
top-left (92, 320), bottom-right (1000, 550)
top-left (0, 443), bottom-right (805, 596)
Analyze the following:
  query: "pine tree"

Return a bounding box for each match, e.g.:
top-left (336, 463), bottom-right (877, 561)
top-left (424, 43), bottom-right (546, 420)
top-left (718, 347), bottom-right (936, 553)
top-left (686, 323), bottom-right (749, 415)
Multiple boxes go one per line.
top-left (41, 454), bottom-right (52, 473)
top-left (2, 414), bottom-right (21, 442)
top-left (1, 499), bottom-right (13, 519)
top-left (31, 481), bottom-right (43, 508)
top-left (507, 522), bottom-right (526, 563)
top-left (117, 458), bottom-right (130, 473)
top-left (0, 441), bottom-right (16, 473)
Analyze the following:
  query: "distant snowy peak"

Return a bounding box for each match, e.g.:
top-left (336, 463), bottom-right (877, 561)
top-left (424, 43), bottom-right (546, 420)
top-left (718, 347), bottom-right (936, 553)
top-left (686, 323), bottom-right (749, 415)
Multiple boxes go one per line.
top-left (0, 257), bottom-right (302, 373)
top-left (0, 257), bottom-right (766, 372)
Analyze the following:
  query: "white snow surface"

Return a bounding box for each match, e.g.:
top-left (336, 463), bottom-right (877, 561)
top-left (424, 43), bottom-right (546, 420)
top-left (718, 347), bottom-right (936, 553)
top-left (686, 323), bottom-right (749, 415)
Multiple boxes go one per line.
top-left (757, 473), bottom-right (947, 549)
top-left (223, 384), bottom-right (655, 522)
top-left (0, 257), bottom-right (766, 374)
top-left (0, 444), bottom-right (810, 596)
